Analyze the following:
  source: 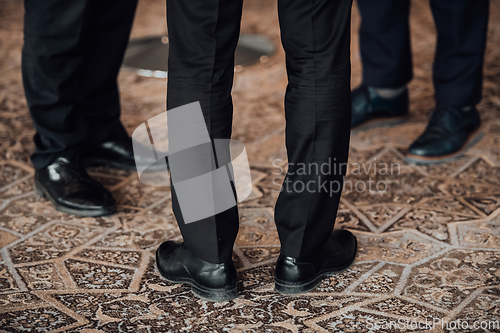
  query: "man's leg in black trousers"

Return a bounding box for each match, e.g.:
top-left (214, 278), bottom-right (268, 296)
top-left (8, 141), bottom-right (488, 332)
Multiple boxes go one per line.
top-left (22, 0), bottom-right (91, 169)
top-left (75, 0), bottom-right (159, 171)
top-left (78, 0), bottom-right (138, 145)
top-left (350, 0), bottom-right (411, 131)
top-left (155, 0), bottom-right (242, 301)
top-left (166, 0), bottom-right (243, 264)
top-left (274, 0), bottom-right (357, 295)
top-left (407, 0), bottom-right (488, 163)
top-left (22, 0), bottom-right (138, 217)
top-left (275, 0), bottom-right (353, 259)
top-left (357, 0), bottom-right (412, 89)
top-left (430, 0), bottom-right (489, 107)
top-left (22, 0), bottom-right (138, 169)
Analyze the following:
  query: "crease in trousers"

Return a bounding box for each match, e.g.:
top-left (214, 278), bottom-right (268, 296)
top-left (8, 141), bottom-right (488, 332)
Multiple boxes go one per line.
top-left (167, 0), bottom-right (353, 264)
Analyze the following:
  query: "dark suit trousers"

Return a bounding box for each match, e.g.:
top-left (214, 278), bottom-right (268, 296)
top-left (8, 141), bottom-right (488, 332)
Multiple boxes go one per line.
top-left (22, 0), bottom-right (138, 169)
top-left (357, 0), bottom-right (489, 107)
top-left (167, 0), bottom-right (353, 263)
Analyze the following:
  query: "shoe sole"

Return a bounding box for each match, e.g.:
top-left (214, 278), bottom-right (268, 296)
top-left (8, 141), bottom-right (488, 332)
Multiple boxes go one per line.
top-left (405, 126), bottom-right (484, 165)
top-left (351, 115), bottom-right (410, 132)
top-left (155, 254), bottom-right (238, 302)
top-left (274, 237), bottom-right (358, 295)
top-left (34, 180), bottom-right (116, 218)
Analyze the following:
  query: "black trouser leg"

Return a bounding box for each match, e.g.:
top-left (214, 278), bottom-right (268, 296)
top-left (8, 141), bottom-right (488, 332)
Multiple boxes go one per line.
top-left (166, 0), bottom-right (243, 263)
top-left (78, 0), bottom-right (138, 145)
top-left (357, 0), bottom-right (412, 88)
top-left (23, 0), bottom-right (90, 169)
top-left (22, 0), bottom-right (137, 169)
top-left (275, 0), bottom-right (353, 259)
top-left (430, 0), bottom-right (489, 107)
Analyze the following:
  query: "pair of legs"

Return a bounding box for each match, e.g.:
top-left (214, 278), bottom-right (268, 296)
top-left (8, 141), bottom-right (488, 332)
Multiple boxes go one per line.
top-left (358, 0), bottom-right (489, 107)
top-left (166, 0), bottom-right (353, 264)
top-left (22, 0), bottom-right (138, 169)
top-left (352, 0), bottom-right (488, 163)
top-left (22, 0), bottom-right (160, 217)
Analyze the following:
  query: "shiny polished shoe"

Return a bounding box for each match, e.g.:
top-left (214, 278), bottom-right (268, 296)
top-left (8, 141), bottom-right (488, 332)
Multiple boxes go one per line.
top-left (35, 156), bottom-right (115, 217)
top-left (407, 106), bottom-right (483, 164)
top-left (351, 85), bottom-right (409, 130)
top-left (275, 229), bottom-right (357, 295)
top-left (156, 241), bottom-right (238, 302)
top-left (82, 137), bottom-right (166, 172)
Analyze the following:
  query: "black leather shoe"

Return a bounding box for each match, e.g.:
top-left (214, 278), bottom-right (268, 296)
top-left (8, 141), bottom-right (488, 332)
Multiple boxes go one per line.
top-left (156, 241), bottom-right (238, 302)
top-left (407, 106), bottom-right (482, 164)
top-left (35, 156), bottom-right (115, 217)
top-left (275, 229), bottom-right (357, 295)
top-left (82, 137), bottom-right (166, 172)
top-left (351, 85), bottom-right (409, 130)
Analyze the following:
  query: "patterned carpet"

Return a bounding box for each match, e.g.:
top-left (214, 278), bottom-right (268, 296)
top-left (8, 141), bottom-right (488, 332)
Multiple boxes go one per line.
top-left (1, 0), bottom-right (500, 332)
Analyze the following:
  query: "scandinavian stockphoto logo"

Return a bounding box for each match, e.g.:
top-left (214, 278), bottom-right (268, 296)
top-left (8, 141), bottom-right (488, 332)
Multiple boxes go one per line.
top-left (131, 102), bottom-right (252, 224)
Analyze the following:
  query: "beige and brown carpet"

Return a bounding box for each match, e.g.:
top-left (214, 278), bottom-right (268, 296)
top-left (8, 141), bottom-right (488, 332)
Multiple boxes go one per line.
top-left (1, 0), bottom-right (500, 332)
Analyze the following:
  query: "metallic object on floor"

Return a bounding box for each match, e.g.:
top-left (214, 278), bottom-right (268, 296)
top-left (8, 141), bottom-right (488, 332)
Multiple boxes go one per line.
top-left (123, 34), bottom-right (275, 78)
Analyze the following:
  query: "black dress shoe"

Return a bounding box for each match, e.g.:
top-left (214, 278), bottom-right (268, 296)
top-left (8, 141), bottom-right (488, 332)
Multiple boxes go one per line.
top-left (82, 137), bottom-right (166, 172)
top-left (351, 85), bottom-right (409, 129)
top-left (156, 241), bottom-right (238, 302)
top-left (407, 106), bottom-right (482, 164)
top-left (35, 156), bottom-right (115, 217)
top-left (275, 229), bottom-right (357, 295)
